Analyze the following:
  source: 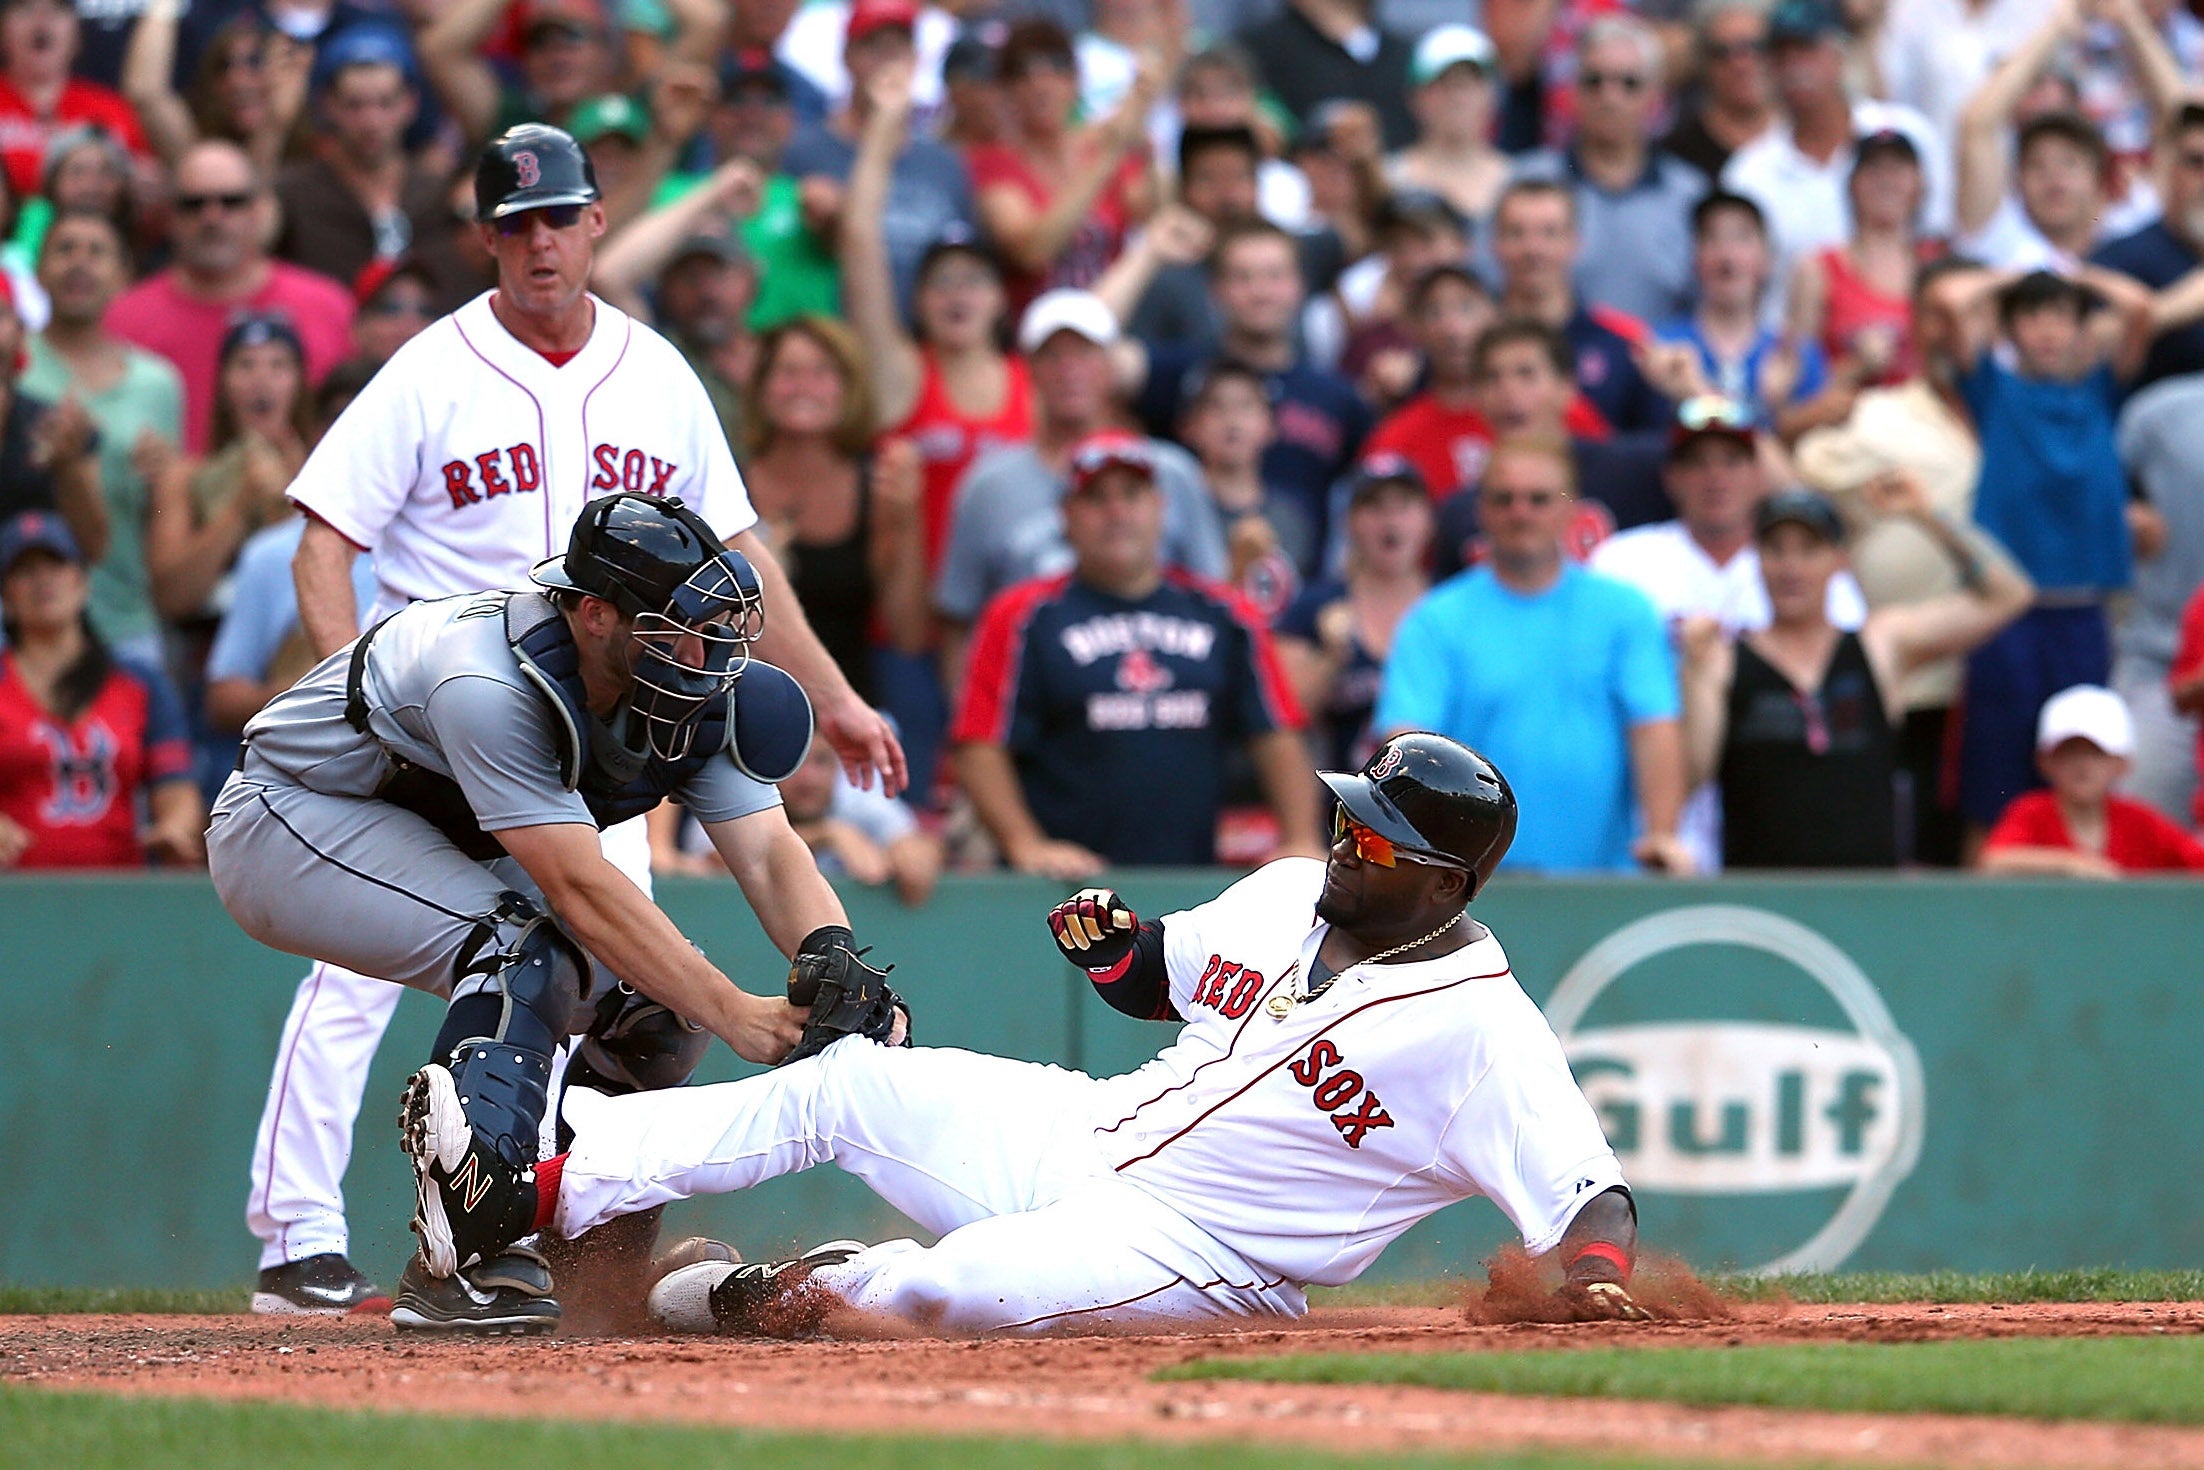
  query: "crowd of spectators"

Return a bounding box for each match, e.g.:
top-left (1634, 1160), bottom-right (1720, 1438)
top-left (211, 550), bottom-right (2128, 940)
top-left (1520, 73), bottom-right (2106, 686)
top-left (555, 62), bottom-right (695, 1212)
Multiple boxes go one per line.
top-left (7, 0), bottom-right (2204, 883)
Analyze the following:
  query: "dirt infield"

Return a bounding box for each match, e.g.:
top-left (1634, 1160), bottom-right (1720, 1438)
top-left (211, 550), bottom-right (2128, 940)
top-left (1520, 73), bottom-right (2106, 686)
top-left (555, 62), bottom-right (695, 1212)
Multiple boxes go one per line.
top-left (7, 1300), bottom-right (2204, 1468)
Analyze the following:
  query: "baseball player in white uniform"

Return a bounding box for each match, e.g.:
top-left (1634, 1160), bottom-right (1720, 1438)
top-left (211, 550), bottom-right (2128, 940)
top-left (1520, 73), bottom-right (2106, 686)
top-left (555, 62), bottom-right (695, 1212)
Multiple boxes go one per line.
top-left (245, 121), bottom-right (903, 1316)
top-left (530, 733), bottom-right (1648, 1334)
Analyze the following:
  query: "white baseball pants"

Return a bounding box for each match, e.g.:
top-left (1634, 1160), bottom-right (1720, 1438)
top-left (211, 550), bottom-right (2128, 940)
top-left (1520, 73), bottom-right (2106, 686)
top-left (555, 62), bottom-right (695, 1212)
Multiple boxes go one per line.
top-left (556, 1039), bottom-right (1308, 1334)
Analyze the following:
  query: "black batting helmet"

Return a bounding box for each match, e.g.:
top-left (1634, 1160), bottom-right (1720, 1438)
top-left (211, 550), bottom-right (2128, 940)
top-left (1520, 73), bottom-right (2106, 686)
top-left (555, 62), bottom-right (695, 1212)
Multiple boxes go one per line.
top-left (475, 123), bottom-right (601, 223)
top-left (1319, 732), bottom-right (1517, 898)
top-left (532, 494), bottom-right (765, 761)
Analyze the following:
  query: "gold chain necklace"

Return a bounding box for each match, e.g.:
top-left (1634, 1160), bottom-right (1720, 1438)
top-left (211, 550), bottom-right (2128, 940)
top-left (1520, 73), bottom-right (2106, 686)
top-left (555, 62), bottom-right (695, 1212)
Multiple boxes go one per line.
top-left (1266, 913), bottom-right (1466, 1020)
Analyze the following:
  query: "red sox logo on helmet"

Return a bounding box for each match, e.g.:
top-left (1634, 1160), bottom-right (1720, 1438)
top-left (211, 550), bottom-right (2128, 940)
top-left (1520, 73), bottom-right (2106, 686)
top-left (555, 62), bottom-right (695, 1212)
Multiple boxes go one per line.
top-left (515, 150), bottom-right (541, 188)
top-left (1370, 744), bottom-right (1404, 780)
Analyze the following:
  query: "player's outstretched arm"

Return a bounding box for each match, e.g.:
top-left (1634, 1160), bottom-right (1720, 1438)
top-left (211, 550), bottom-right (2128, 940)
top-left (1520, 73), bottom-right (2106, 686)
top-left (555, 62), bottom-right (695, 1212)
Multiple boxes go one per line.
top-left (495, 821), bottom-right (807, 1064)
top-left (700, 807), bottom-right (853, 959)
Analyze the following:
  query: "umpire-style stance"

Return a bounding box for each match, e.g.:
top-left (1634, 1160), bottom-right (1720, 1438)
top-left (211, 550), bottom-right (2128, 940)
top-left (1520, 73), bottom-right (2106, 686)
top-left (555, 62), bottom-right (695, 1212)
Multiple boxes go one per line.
top-left (208, 493), bottom-right (907, 1334)
top-left (527, 733), bottom-right (1645, 1335)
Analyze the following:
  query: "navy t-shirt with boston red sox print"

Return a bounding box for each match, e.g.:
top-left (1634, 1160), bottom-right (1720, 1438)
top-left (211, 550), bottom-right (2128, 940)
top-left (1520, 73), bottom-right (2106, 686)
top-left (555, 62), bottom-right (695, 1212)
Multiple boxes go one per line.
top-left (952, 570), bottom-right (1305, 866)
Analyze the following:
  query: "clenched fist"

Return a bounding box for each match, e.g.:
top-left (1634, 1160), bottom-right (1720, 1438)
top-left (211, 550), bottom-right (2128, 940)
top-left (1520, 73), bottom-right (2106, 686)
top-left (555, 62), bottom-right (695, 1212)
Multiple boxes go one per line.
top-left (1047, 887), bottom-right (1137, 972)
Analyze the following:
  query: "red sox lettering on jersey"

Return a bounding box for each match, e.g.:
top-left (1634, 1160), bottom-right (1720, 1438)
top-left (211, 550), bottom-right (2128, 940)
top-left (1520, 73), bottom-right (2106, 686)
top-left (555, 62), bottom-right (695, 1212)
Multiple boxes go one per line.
top-left (1289, 1038), bottom-right (1396, 1148)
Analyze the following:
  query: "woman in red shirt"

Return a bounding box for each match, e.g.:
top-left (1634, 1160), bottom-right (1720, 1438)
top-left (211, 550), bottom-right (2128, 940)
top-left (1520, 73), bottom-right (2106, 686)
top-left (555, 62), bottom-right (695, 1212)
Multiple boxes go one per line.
top-left (965, 19), bottom-right (1157, 316)
top-left (0, 511), bottom-right (200, 869)
top-left (1979, 685), bottom-right (2204, 876)
top-left (1787, 129), bottom-right (1942, 392)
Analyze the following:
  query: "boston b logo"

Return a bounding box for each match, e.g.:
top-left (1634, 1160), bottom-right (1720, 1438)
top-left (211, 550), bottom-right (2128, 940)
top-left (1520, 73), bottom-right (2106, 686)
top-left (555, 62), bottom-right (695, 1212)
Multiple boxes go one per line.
top-left (514, 150), bottom-right (541, 188)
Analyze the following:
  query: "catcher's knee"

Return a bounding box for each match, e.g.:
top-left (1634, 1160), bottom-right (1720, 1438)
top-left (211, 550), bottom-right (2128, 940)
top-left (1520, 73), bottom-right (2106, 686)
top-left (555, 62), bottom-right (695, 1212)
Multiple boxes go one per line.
top-left (450, 891), bottom-right (591, 1056)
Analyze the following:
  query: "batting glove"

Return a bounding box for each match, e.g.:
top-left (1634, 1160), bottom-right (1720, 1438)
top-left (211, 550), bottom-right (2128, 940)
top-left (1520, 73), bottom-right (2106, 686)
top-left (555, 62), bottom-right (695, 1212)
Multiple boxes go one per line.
top-left (1047, 887), bottom-right (1137, 972)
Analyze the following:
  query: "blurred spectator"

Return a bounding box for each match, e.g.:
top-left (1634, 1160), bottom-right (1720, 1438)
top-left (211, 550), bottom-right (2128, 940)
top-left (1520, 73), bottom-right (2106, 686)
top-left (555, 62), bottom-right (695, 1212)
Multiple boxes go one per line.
top-left (932, 288), bottom-right (1227, 659)
top-left (968, 19), bottom-right (1157, 313)
top-left (1124, 126), bottom-right (1254, 346)
top-left (779, 0), bottom-right (958, 122)
top-left (23, 210), bottom-right (181, 664)
top-left (1386, 26), bottom-right (1508, 231)
top-left (842, 56), bottom-right (1028, 572)
top-left (122, 12), bottom-right (308, 177)
top-left (1173, 42), bottom-right (1313, 229)
top-left (1929, 263), bottom-right (2152, 835)
top-left (564, 73), bottom-right (719, 233)
top-left (1318, 189), bottom-right (1471, 393)
top-left (1236, 0), bottom-right (1416, 151)
top-left (1661, 0), bottom-right (1776, 180)
top-left (419, 0), bottom-right (632, 150)
top-left (1979, 683), bottom-right (2204, 873)
top-left (774, 738), bottom-right (944, 903)
top-left (1290, 98), bottom-right (1388, 264)
top-left (0, 510), bottom-right (201, 869)
top-left (1275, 455), bottom-right (1432, 770)
top-left (783, 0), bottom-right (974, 319)
top-left (1721, 0), bottom-right (1949, 299)
top-left (1953, 0), bottom-right (2178, 269)
top-left (1177, 357), bottom-right (1303, 612)
top-left (1655, 192), bottom-right (1835, 436)
top-left (721, 0), bottom-right (831, 124)
top-left (1877, 0), bottom-right (2062, 157)
top-left (702, 50), bottom-right (838, 331)
top-left (23, 124), bottom-right (135, 271)
top-left (1514, 15), bottom-right (1710, 325)
top-left (1793, 256), bottom-right (1998, 864)
top-left (1362, 264), bottom-right (1504, 499)
top-left (201, 363), bottom-right (377, 738)
top-left (141, 312), bottom-right (310, 629)
top-left (346, 256), bottom-right (438, 367)
top-left (0, 273), bottom-right (104, 563)
top-left (1488, 178), bottom-right (1669, 434)
top-left (2091, 102), bottom-right (2204, 388)
top-left (1077, 0), bottom-right (1183, 158)
top-left (1786, 128), bottom-right (1939, 392)
top-left (272, 29), bottom-right (453, 297)
top-left (0, 0), bottom-right (148, 204)
top-left (740, 317), bottom-right (929, 700)
top-left (951, 432), bottom-right (1320, 874)
top-left (1379, 434), bottom-right (1694, 874)
top-left (2111, 371), bottom-right (2204, 824)
top-left (939, 31), bottom-right (1006, 152)
top-left (107, 141), bottom-right (353, 453)
top-left (1120, 220), bottom-right (1371, 577)
top-left (1431, 319), bottom-right (1669, 572)
top-left (1679, 483), bottom-right (2030, 868)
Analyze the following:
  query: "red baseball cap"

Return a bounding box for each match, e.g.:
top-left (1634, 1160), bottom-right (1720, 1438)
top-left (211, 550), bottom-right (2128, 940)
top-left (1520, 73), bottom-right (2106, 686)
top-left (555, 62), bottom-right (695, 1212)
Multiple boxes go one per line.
top-left (1067, 432), bottom-right (1156, 495)
top-left (847, 0), bottom-right (919, 45)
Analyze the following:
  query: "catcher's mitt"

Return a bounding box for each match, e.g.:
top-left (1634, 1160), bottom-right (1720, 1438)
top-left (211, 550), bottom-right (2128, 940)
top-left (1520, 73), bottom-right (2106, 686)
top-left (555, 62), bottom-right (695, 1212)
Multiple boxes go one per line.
top-left (782, 925), bottom-right (911, 1065)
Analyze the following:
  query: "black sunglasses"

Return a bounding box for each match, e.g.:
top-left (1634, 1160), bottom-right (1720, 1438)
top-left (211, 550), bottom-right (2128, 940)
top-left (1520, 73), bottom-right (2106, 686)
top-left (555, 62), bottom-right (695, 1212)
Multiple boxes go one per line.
top-left (493, 204), bottom-right (586, 235)
top-left (1579, 69), bottom-right (1647, 93)
top-left (177, 191), bottom-right (254, 215)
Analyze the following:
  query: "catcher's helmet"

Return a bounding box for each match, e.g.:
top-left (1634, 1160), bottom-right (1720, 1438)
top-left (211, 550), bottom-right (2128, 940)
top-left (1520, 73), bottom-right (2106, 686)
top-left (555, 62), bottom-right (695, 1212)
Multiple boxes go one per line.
top-left (1319, 732), bottom-right (1517, 898)
top-left (532, 493), bottom-right (764, 761)
top-left (475, 123), bottom-right (601, 223)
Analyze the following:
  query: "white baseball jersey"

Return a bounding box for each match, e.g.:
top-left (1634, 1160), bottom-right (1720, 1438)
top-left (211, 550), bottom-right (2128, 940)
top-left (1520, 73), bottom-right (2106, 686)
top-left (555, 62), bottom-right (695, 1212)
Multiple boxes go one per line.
top-left (288, 291), bottom-right (756, 621)
top-left (1089, 859), bottom-right (1627, 1287)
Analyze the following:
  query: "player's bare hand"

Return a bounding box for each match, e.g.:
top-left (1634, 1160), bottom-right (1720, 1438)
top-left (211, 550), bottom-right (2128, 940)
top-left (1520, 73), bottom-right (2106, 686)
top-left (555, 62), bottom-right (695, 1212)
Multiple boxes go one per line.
top-left (727, 993), bottom-right (810, 1065)
top-left (1047, 886), bottom-right (1135, 969)
top-left (817, 690), bottom-right (909, 797)
top-left (1632, 832), bottom-right (1697, 876)
top-left (0, 812), bottom-right (31, 867)
top-left (1010, 837), bottom-right (1107, 882)
top-left (1555, 1280), bottom-right (1654, 1322)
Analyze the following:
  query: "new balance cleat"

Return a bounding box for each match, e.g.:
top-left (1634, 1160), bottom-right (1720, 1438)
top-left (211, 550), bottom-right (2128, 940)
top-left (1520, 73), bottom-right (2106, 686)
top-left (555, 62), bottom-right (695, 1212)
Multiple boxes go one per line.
top-left (397, 1063), bottom-right (539, 1277)
top-left (389, 1247), bottom-right (561, 1335)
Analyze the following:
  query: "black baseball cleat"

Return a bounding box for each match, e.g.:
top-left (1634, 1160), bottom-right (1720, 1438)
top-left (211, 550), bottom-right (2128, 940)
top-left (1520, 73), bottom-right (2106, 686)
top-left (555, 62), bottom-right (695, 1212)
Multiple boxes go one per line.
top-left (647, 1240), bottom-right (864, 1335)
top-left (397, 1064), bottom-right (541, 1278)
top-left (251, 1254), bottom-right (391, 1316)
top-left (390, 1247), bottom-right (562, 1335)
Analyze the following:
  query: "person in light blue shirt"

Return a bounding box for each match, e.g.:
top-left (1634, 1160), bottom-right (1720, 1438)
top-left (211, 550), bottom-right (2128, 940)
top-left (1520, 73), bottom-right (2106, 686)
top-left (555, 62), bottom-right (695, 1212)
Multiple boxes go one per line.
top-left (1375, 435), bottom-right (1691, 873)
top-left (203, 517), bottom-right (378, 736)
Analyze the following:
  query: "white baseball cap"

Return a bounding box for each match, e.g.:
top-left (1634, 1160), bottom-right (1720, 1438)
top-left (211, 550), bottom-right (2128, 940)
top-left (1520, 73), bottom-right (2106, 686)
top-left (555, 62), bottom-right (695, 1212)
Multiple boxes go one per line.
top-left (2035, 685), bottom-right (2135, 757)
top-left (1017, 288), bottom-right (1120, 354)
top-left (1411, 24), bottom-right (1497, 85)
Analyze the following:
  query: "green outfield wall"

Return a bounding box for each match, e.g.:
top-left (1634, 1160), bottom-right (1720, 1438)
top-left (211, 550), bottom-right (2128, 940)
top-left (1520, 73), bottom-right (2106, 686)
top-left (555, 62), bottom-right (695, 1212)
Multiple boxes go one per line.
top-left (1, 872), bottom-right (2198, 1289)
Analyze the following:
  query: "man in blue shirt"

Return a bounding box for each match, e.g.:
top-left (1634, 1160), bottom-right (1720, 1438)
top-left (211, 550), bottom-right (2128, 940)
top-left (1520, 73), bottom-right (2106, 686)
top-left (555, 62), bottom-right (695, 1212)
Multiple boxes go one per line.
top-left (2090, 103), bottom-right (2204, 390)
top-left (1376, 435), bottom-right (1692, 873)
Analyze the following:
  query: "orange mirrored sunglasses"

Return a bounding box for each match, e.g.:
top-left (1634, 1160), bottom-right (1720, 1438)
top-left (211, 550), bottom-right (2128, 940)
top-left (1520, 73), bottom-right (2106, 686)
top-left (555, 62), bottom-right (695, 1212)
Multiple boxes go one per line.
top-left (1332, 806), bottom-right (1463, 869)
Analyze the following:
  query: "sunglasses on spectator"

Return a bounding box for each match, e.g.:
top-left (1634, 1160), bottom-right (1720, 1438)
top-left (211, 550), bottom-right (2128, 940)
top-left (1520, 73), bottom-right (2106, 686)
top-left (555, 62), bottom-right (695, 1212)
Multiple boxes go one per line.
top-left (493, 204), bottom-right (586, 235)
top-left (1676, 394), bottom-right (1754, 432)
top-left (1332, 807), bottom-right (1464, 870)
top-left (176, 191), bottom-right (255, 215)
top-left (1579, 70), bottom-right (1647, 93)
top-left (1481, 486), bottom-right (1559, 508)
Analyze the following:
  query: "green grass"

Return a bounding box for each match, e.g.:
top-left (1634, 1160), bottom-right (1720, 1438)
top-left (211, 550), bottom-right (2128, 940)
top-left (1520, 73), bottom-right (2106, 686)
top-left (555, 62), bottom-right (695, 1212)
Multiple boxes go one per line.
top-left (0, 1387), bottom-right (1885, 1470)
top-left (1165, 1336), bottom-right (2204, 1424)
top-left (1311, 1266), bottom-right (2204, 1309)
top-left (0, 1285), bottom-right (248, 1315)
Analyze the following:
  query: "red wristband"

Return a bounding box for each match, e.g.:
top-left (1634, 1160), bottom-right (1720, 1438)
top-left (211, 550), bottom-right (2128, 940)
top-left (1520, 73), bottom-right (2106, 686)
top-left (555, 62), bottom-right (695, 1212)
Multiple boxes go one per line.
top-left (531, 1152), bottom-right (566, 1232)
top-left (1569, 1240), bottom-right (1632, 1280)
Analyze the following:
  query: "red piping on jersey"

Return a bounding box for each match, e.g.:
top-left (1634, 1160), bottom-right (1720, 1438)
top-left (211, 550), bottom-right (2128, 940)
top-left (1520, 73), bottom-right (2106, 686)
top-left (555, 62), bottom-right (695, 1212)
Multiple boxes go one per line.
top-left (998, 1269), bottom-right (1289, 1331)
top-left (1094, 961), bottom-right (1291, 1135)
top-left (949, 572), bottom-right (1073, 746)
top-left (453, 311), bottom-right (551, 551)
top-left (1111, 970), bottom-right (1512, 1171)
top-left (1161, 567), bottom-right (1306, 730)
top-left (576, 312), bottom-right (635, 548)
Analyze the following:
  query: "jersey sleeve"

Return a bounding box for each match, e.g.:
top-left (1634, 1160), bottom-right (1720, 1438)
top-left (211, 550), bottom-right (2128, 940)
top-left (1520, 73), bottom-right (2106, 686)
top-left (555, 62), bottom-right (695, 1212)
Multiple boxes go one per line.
top-left (949, 581), bottom-right (1047, 747)
top-left (1221, 589), bottom-right (1304, 737)
top-left (1434, 1003), bottom-right (1629, 1256)
top-left (1157, 858), bottom-right (1324, 1020)
top-left (423, 675), bottom-right (594, 832)
top-left (120, 656), bottom-right (194, 784)
top-left (286, 345), bottom-right (427, 550)
top-left (676, 752), bottom-right (786, 825)
top-left (1609, 582), bottom-right (1681, 726)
